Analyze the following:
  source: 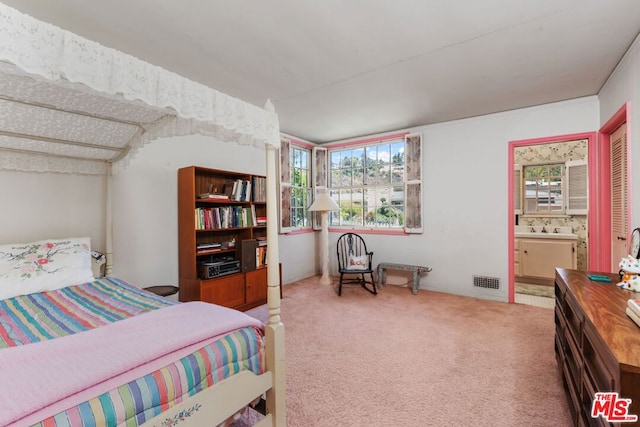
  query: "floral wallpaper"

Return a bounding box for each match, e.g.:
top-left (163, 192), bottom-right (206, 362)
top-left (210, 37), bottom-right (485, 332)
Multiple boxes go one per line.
top-left (515, 139), bottom-right (588, 271)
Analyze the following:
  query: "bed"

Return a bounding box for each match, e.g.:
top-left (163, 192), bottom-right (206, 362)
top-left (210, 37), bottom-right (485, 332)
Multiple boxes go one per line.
top-left (0, 3), bottom-right (285, 427)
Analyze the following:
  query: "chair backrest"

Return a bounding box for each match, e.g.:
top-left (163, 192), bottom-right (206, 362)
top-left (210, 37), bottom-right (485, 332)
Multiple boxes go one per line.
top-left (336, 233), bottom-right (371, 271)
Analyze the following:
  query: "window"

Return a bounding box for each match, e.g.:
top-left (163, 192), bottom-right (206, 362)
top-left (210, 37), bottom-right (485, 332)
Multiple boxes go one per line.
top-left (328, 138), bottom-right (411, 229)
top-left (523, 164), bottom-right (564, 213)
top-left (279, 134), bottom-right (422, 234)
top-left (290, 144), bottom-right (312, 229)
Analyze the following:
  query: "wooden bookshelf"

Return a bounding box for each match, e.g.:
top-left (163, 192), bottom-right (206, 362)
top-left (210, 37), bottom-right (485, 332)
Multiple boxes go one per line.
top-left (178, 166), bottom-right (276, 311)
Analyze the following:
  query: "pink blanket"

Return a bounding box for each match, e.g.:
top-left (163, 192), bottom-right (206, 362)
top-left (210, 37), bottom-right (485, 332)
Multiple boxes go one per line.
top-left (0, 301), bottom-right (264, 427)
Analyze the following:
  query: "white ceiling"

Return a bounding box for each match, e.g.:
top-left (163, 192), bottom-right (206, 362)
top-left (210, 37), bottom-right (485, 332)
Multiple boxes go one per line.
top-left (2, 0), bottom-right (640, 143)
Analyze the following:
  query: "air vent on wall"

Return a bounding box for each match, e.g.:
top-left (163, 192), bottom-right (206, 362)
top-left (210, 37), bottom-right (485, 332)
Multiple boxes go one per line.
top-left (473, 275), bottom-right (500, 290)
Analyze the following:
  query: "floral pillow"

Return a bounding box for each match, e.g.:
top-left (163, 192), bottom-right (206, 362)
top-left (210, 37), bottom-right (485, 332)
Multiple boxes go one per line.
top-left (0, 237), bottom-right (94, 300)
top-left (348, 255), bottom-right (368, 270)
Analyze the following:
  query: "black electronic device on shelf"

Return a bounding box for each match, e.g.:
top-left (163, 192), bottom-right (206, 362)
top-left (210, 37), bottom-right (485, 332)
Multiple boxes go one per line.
top-left (197, 259), bottom-right (241, 279)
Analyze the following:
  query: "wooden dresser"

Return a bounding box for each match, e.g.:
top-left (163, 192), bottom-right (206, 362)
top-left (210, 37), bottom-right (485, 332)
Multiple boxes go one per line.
top-left (555, 268), bottom-right (640, 426)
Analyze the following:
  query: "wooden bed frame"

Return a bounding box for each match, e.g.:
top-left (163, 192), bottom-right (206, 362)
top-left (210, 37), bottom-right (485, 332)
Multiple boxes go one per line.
top-left (0, 4), bottom-right (287, 425)
top-left (142, 147), bottom-right (286, 427)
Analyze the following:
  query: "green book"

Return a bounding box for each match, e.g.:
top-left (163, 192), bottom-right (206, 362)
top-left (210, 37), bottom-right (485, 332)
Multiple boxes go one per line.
top-left (587, 274), bottom-right (611, 283)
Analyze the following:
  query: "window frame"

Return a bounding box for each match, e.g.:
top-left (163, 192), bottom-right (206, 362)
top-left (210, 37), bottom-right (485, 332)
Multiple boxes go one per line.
top-left (325, 133), bottom-right (422, 233)
top-left (522, 163), bottom-right (565, 215)
top-left (288, 143), bottom-right (313, 230)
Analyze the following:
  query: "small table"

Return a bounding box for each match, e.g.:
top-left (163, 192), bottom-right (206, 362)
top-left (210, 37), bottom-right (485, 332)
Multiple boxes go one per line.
top-left (377, 262), bottom-right (432, 295)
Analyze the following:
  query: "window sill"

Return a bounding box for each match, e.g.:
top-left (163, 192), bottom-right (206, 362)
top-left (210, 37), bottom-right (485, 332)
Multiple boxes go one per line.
top-left (328, 227), bottom-right (407, 236)
top-left (284, 228), bottom-right (314, 235)
top-left (520, 213), bottom-right (572, 218)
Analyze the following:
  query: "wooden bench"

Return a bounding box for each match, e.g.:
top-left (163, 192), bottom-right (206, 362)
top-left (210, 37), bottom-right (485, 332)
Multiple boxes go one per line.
top-left (376, 262), bottom-right (432, 295)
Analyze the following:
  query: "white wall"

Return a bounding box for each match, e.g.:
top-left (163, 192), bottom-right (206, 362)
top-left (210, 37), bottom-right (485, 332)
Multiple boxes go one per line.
top-left (0, 170), bottom-right (106, 249)
top-left (111, 134), bottom-right (317, 287)
top-left (598, 33), bottom-right (640, 229)
top-left (0, 97), bottom-right (599, 301)
top-left (326, 96), bottom-right (599, 301)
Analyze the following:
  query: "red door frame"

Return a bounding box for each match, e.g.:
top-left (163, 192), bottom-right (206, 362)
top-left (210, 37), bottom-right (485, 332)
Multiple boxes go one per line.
top-left (507, 132), bottom-right (597, 303)
top-left (596, 102), bottom-right (632, 272)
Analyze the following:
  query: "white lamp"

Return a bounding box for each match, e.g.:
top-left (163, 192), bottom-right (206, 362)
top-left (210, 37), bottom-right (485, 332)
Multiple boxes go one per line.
top-left (308, 191), bottom-right (340, 285)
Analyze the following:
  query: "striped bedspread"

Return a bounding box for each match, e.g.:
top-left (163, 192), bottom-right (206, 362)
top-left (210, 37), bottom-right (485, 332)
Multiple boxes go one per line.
top-left (0, 277), bottom-right (265, 427)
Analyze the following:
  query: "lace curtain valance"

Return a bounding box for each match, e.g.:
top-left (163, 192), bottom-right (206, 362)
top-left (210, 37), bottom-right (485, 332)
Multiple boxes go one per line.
top-left (0, 3), bottom-right (280, 175)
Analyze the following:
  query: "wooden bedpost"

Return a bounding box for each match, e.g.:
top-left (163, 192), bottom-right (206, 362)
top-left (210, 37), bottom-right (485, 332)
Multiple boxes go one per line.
top-left (264, 143), bottom-right (286, 426)
top-left (105, 162), bottom-right (114, 276)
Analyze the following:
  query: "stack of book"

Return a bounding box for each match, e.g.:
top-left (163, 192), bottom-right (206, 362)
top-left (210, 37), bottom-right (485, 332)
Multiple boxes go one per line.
top-left (195, 206), bottom-right (254, 230)
top-left (627, 298), bottom-right (640, 328)
top-left (198, 193), bottom-right (229, 200)
top-left (252, 176), bottom-right (266, 202)
top-left (253, 237), bottom-right (268, 267)
top-left (224, 179), bottom-right (252, 202)
top-left (196, 242), bottom-right (221, 252)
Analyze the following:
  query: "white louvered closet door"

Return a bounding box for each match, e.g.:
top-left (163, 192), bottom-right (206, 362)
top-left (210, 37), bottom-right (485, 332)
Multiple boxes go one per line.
top-left (611, 123), bottom-right (628, 271)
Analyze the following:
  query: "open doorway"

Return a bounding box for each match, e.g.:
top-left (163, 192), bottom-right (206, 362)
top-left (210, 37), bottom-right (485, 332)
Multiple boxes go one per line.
top-left (508, 132), bottom-right (597, 304)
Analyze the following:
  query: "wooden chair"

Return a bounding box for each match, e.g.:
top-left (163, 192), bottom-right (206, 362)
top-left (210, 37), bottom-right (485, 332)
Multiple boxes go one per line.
top-left (336, 233), bottom-right (377, 296)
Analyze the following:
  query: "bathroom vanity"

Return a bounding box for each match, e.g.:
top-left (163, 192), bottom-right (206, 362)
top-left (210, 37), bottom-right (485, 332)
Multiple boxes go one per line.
top-left (515, 226), bottom-right (577, 282)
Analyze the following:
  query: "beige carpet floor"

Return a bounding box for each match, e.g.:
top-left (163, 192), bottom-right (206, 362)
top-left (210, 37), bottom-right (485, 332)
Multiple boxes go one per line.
top-left (241, 276), bottom-right (571, 426)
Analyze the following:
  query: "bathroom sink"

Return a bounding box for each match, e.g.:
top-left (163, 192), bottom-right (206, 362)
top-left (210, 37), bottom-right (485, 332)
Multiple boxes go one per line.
top-left (514, 232), bottom-right (577, 240)
top-left (514, 225), bottom-right (578, 240)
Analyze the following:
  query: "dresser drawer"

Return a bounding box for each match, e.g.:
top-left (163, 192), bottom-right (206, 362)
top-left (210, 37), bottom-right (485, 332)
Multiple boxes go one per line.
top-left (554, 281), bottom-right (565, 304)
top-left (564, 325), bottom-right (583, 391)
top-left (554, 306), bottom-right (566, 363)
top-left (562, 361), bottom-right (582, 423)
top-left (581, 368), bottom-right (609, 427)
top-left (563, 292), bottom-right (583, 347)
top-left (582, 323), bottom-right (615, 392)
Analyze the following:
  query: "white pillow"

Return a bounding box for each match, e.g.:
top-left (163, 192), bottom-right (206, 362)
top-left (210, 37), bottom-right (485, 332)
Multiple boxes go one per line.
top-left (348, 255), bottom-right (368, 270)
top-left (0, 237), bottom-right (94, 300)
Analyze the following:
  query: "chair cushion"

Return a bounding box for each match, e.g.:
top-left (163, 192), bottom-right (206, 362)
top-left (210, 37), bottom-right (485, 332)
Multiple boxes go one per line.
top-left (348, 255), bottom-right (368, 270)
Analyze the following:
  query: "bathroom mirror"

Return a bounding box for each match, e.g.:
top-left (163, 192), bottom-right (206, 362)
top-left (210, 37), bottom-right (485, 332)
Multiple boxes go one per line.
top-left (629, 227), bottom-right (640, 259)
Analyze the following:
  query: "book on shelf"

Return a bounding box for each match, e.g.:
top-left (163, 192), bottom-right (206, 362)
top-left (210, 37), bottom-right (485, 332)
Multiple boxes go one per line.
top-left (256, 246), bottom-right (267, 267)
top-left (251, 205), bottom-right (257, 226)
top-left (252, 176), bottom-right (266, 202)
top-left (196, 206), bottom-right (253, 230)
top-left (198, 193), bottom-right (230, 200)
top-left (229, 179), bottom-right (252, 202)
top-left (196, 242), bottom-right (221, 252)
top-left (626, 307), bottom-right (640, 328)
top-left (243, 181), bottom-right (252, 202)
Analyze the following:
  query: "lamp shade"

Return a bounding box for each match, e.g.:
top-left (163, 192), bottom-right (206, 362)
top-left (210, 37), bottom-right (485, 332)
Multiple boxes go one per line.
top-left (308, 192), bottom-right (340, 212)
